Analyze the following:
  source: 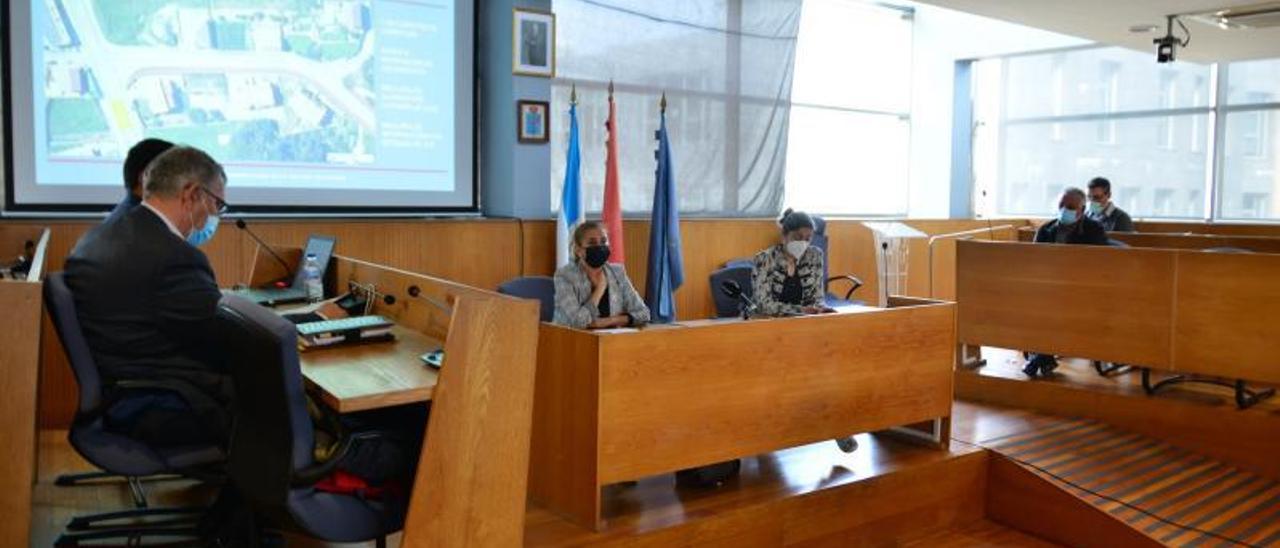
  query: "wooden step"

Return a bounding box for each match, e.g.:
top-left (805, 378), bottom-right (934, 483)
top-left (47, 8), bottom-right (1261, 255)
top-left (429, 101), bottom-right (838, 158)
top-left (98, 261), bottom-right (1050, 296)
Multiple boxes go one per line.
top-left (956, 348), bottom-right (1280, 481)
top-left (982, 417), bottom-right (1280, 547)
top-left (525, 433), bottom-right (990, 546)
top-left (901, 519), bottom-right (1060, 547)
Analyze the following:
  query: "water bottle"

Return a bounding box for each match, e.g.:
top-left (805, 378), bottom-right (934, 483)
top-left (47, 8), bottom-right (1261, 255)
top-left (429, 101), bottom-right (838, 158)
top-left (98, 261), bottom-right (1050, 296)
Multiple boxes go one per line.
top-left (303, 254), bottom-right (323, 303)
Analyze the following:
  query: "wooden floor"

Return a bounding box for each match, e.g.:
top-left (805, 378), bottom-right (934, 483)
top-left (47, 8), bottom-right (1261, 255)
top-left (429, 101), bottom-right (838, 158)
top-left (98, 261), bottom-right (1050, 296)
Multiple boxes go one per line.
top-left (30, 430), bottom-right (395, 548)
top-left (968, 349), bottom-right (1280, 412)
top-left (30, 404), bottom-right (1068, 547)
top-left (901, 519), bottom-right (1059, 547)
top-left (46, 401), bottom-right (1274, 546)
top-left (958, 348), bottom-right (1280, 480)
top-left (981, 417), bottom-right (1280, 547)
top-left (523, 432), bottom-right (995, 546)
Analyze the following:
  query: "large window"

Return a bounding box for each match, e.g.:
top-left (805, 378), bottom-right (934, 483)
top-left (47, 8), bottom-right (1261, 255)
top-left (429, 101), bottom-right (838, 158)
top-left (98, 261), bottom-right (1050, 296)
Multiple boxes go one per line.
top-left (783, 0), bottom-right (913, 216)
top-left (975, 46), bottom-right (1211, 219)
top-left (550, 0), bottom-right (803, 217)
top-left (1219, 58), bottom-right (1280, 220)
top-left (976, 47), bottom-right (1280, 222)
top-left (549, 0), bottom-right (912, 217)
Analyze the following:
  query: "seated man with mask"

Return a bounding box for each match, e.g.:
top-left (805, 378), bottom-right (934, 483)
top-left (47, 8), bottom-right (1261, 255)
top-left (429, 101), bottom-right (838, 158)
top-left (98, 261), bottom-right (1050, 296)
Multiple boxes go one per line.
top-left (1023, 187), bottom-right (1108, 377)
top-left (1086, 177), bottom-right (1135, 232)
top-left (66, 146), bottom-right (231, 446)
top-left (1034, 186), bottom-right (1108, 246)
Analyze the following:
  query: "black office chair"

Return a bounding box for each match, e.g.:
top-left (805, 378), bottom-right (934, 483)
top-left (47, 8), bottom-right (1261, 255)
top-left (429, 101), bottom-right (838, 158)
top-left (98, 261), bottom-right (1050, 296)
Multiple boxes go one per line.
top-left (216, 295), bottom-right (409, 547)
top-left (709, 263), bottom-right (753, 318)
top-left (44, 272), bottom-right (223, 545)
top-left (810, 216), bottom-right (864, 306)
top-left (497, 276), bottom-right (555, 322)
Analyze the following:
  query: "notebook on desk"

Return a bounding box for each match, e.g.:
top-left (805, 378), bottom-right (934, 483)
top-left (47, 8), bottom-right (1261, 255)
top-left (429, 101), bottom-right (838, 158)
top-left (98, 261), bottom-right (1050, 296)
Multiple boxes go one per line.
top-left (228, 234), bottom-right (336, 306)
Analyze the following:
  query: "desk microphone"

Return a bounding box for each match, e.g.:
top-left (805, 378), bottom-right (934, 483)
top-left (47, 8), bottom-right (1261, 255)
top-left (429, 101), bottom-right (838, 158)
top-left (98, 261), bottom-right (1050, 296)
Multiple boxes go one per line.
top-left (719, 280), bottom-right (757, 320)
top-left (881, 241), bottom-right (890, 306)
top-left (235, 219), bottom-right (293, 287)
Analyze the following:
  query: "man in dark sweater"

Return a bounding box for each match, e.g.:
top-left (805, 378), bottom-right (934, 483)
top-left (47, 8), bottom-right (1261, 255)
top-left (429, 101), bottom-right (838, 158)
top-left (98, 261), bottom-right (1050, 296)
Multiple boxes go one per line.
top-left (1034, 187), bottom-right (1109, 246)
top-left (66, 146), bottom-right (230, 446)
top-left (1025, 187), bottom-right (1108, 377)
top-left (1086, 177), bottom-right (1135, 232)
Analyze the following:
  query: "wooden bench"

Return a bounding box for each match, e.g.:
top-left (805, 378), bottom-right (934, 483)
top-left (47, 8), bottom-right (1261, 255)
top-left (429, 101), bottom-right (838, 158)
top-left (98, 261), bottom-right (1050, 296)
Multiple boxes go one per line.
top-left (957, 240), bottom-right (1278, 409)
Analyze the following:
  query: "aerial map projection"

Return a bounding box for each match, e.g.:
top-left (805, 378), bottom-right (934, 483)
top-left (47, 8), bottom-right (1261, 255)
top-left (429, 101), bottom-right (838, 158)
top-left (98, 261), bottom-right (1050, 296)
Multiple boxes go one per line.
top-left (34, 0), bottom-right (456, 195)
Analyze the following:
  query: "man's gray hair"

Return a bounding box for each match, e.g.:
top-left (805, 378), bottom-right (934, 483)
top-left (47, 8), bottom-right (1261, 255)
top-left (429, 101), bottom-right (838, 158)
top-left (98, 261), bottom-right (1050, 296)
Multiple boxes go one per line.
top-left (1061, 186), bottom-right (1087, 202)
top-left (143, 146), bottom-right (226, 198)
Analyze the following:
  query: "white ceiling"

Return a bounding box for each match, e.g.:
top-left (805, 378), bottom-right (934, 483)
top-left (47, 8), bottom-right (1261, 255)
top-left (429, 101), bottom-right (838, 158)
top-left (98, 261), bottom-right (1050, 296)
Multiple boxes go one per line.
top-left (913, 0), bottom-right (1280, 62)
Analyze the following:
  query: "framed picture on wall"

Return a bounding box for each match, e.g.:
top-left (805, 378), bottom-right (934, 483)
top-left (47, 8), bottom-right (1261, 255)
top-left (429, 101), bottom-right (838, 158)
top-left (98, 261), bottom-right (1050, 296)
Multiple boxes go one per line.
top-left (517, 100), bottom-right (550, 143)
top-left (513, 8), bottom-right (555, 77)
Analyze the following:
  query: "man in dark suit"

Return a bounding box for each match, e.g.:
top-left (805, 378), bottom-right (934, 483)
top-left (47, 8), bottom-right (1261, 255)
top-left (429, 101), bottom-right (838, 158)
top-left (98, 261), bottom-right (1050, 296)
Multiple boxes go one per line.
top-left (104, 138), bottom-right (174, 225)
top-left (1023, 187), bottom-right (1110, 378)
top-left (1034, 187), bottom-right (1109, 246)
top-left (66, 146), bottom-right (230, 446)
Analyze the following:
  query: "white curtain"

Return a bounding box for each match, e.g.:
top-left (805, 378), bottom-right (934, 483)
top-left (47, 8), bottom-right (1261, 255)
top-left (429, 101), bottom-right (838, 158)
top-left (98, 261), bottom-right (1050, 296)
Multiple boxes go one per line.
top-left (550, 0), bottom-right (802, 216)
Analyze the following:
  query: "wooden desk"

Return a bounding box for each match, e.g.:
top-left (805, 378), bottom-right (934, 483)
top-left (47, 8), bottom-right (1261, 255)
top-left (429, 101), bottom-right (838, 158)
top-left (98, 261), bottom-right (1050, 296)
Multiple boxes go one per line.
top-left (529, 299), bottom-right (956, 530)
top-left (1108, 231), bottom-right (1280, 254)
top-left (243, 246), bottom-right (542, 546)
top-left (299, 326), bottom-right (440, 413)
top-left (241, 248), bottom-right (470, 414)
top-left (957, 240), bottom-right (1280, 387)
top-left (1, 228), bottom-right (50, 547)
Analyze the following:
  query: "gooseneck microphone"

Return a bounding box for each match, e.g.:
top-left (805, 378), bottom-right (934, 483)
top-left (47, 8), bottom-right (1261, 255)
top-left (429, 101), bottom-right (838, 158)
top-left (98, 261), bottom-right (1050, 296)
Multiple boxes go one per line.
top-left (719, 280), bottom-right (757, 320)
top-left (235, 219), bottom-right (294, 285)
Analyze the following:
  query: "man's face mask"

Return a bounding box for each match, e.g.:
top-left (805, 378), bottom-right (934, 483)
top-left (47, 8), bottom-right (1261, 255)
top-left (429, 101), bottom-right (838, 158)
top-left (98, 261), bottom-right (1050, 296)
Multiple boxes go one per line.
top-left (187, 187), bottom-right (223, 247)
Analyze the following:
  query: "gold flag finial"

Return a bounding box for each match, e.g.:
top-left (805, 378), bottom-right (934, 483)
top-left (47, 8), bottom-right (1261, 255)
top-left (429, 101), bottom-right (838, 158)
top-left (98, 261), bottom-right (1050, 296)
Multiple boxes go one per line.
top-left (570, 83), bottom-right (577, 105)
top-left (660, 92), bottom-right (667, 113)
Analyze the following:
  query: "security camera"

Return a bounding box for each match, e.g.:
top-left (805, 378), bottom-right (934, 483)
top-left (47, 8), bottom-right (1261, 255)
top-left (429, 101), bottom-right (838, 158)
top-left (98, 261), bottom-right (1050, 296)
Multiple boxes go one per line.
top-left (1154, 35), bottom-right (1178, 63)
top-left (1154, 15), bottom-right (1189, 64)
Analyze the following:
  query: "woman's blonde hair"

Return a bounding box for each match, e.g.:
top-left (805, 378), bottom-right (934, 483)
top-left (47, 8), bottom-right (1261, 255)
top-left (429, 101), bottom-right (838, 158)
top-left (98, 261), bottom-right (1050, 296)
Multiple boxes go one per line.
top-left (571, 221), bottom-right (607, 254)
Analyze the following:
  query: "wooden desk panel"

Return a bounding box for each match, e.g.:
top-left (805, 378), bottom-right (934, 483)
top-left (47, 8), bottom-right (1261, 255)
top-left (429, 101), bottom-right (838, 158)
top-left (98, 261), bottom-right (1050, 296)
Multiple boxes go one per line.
top-left (957, 241), bottom-right (1175, 367)
top-left (531, 301), bottom-right (956, 529)
top-left (1, 228), bottom-right (49, 546)
top-left (299, 326), bottom-right (440, 413)
top-left (596, 306), bottom-right (955, 483)
top-left (1173, 252), bottom-right (1280, 383)
top-left (1110, 232), bottom-right (1280, 254)
top-left (1134, 221), bottom-right (1280, 237)
top-left (528, 324), bottom-right (602, 529)
top-left (925, 225), bottom-right (1020, 301)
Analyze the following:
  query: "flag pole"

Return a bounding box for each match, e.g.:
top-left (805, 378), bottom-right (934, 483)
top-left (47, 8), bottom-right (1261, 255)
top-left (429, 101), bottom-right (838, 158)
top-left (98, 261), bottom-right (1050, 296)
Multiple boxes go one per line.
top-left (660, 91), bottom-right (667, 114)
top-left (571, 82), bottom-right (577, 105)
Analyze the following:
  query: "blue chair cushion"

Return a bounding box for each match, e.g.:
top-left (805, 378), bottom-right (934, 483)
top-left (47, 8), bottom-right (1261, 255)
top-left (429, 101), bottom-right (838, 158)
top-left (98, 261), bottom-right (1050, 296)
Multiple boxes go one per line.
top-left (497, 276), bottom-right (555, 322)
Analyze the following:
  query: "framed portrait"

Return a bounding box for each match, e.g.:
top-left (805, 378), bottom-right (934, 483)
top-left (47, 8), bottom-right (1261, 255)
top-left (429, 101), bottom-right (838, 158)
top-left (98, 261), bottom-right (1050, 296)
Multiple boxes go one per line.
top-left (517, 100), bottom-right (550, 143)
top-left (513, 8), bottom-right (555, 78)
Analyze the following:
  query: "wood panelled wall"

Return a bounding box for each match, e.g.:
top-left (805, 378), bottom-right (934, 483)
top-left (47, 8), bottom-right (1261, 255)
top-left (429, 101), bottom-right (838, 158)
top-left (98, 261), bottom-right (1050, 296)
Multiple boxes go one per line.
top-left (1134, 220), bottom-right (1280, 236)
top-left (10, 215), bottom-right (1243, 428)
top-left (4, 217), bottom-right (893, 428)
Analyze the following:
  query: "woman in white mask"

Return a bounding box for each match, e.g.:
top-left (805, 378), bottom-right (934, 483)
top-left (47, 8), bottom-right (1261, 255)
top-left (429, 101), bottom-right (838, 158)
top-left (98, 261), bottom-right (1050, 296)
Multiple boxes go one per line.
top-left (749, 209), bottom-right (834, 317)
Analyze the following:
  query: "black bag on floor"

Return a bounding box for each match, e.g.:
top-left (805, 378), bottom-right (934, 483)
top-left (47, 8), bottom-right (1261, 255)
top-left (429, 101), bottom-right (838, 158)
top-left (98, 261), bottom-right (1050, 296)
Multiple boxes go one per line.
top-left (675, 460), bottom-right (741, 488)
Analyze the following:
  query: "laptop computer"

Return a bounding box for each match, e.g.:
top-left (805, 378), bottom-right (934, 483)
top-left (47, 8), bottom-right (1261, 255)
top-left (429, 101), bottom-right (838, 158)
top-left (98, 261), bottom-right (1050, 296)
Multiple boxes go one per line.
top-left (232, 234), bottom-right (336, 306)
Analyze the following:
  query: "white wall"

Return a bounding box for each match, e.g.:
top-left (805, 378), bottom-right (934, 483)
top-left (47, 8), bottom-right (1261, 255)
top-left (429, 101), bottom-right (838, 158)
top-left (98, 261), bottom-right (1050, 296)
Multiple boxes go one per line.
top-left (907, 2), bottom-right (1087, 218)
